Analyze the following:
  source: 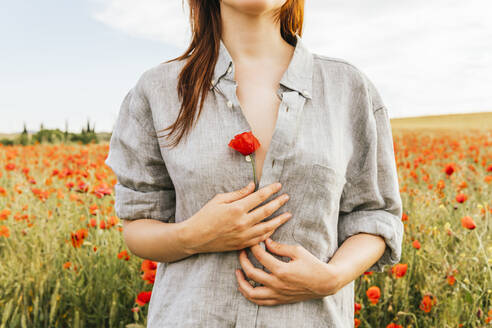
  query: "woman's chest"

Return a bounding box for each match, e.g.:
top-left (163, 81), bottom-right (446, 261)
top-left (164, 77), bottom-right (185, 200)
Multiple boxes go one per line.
top-left (151, 84), bottom-right (348, 203)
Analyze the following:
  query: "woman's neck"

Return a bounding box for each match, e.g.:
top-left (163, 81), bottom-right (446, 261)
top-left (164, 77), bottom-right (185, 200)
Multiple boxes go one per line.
top-left (219, 3), bottom-right (293, 68)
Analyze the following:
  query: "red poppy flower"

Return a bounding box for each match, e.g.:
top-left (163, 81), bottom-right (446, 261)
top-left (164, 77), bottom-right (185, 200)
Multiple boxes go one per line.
top-left (117, 249), bottom-right (130, 261)
top-left (455, 193), bottom-right (467, 203)
top-left (366, 286), bottom-right (381, 304)
top-left (141, 259), bottom-right (158, 272)
top-left (386, 323), bottom-right (403, 328)
top-left (228, 131), bottom-right (260, 156)
top-left (444, 163), bottom-right (456, 176)
top-left (0, 225), bottom-right (10, 238)
top-left (135, 291), bottom-right (152, 306)
top-left (70, 228), bottom-right (88, 248)
top-left (229, 131), bottom-right (261, 187)
top-left (142, 270), bottom-right (156, 284)
top-left (392, 263), bottom-right (407, 278)
top-left (419, 294), bottom-right (436, 312)
top-left (461, 215), bottom-right (476, 230)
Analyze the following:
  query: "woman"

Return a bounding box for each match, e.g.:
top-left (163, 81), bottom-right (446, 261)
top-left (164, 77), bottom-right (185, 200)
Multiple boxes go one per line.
top-left (105, 0), bottom-right (404, 327)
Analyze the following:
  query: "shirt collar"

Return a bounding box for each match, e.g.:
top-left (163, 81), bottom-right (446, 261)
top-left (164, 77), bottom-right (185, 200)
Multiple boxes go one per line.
top-left (211, 34), bottom-right (313, 99)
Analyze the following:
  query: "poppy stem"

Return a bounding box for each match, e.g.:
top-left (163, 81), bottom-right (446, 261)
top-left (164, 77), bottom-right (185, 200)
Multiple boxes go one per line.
top-left (250, 154), bottom-right (257, 191)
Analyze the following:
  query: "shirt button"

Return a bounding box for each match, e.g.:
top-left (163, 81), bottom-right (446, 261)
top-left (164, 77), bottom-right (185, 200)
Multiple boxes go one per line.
top-left (226, 100), bottom-right (233, 108)
top-left (211, 79), bottom-right (215, 85)
top-left (245, 155), bottom-right (251, 162)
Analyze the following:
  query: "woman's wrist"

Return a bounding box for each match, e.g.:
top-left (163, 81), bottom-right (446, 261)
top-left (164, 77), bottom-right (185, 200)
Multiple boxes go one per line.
top-left (311, 262), bottom-right (342, 296)
top-left (176, 218), bottom-right (199, 256)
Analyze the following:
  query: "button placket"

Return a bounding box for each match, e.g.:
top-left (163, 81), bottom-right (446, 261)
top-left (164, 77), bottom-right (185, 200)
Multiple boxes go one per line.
top-left (217, 79), bottom-right (309, 285)
top-left (265, 90), bottom-right (307, 174)
top-left (254, 90), bottom-right (307, 282)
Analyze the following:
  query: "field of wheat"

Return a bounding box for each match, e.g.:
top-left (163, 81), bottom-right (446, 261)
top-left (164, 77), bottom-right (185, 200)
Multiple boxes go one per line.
top-left (0, 124), bottom-right (491, 327)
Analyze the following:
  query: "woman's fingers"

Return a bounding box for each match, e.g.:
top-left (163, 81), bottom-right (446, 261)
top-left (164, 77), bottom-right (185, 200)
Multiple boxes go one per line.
top-left (219, 181), bottom-right (256, 203)
top-left (235, 267), bottom-right (280, 300)
top-left (248, 244), bottom-right (290, 277)
top-left (242, 231), bottom-right (275, 249)
top-left (234, 182), bottom-right (283, 213)
top-left (238, 249), bottom-right (281, 288)
top-left (246, 192), bottom-right (290, 226)
top-left (264, 238), bottom-right (299, 259)
top-left (244, 212), bottom-right (292, 242)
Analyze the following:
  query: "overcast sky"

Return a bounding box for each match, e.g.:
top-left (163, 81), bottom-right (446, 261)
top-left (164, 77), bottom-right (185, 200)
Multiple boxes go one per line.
top-left (1, 0), bottom-right (491, 133)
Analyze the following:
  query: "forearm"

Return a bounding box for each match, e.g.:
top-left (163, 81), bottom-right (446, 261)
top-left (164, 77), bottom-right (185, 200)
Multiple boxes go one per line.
top-left (122, 218), bottom-right (195, 263)
top-left (328, 233), bottom-right (387, 291)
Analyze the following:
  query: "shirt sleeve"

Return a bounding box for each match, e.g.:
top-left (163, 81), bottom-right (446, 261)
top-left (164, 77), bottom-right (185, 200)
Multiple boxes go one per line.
top-left (104, 76), bottom-right (176, 223)
top-left (337, 74), bottom-right (404, 273)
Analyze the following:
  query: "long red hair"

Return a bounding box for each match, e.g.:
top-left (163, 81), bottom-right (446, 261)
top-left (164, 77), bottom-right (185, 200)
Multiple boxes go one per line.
top-left (157, 0), bottom-right (305, 148)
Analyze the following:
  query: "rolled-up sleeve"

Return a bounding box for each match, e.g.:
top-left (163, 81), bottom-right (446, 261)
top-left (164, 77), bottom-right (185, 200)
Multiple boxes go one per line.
top-left (104, 77), bottom-right (176, 222)
top-left (337, 75), bottom-right (404, 273)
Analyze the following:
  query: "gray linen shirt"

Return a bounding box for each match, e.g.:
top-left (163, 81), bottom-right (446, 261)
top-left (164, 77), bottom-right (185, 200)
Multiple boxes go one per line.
top-left (104, 33), bottom-right (404, 327)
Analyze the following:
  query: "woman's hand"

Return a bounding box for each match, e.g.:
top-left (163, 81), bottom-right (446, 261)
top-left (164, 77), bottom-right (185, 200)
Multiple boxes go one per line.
top-left (182, 182), bottom-right (292, 255)
top-left (235, 238), bottom-right (341, 306)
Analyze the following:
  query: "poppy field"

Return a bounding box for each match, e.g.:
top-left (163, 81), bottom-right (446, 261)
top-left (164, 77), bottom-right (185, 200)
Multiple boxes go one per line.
top-left (0, 127), bottom-right (491, 327)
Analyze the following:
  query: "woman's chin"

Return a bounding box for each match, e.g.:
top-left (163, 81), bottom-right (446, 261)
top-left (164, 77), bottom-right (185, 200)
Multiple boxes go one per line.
top-left (221, 0), bottom-right (287, 16)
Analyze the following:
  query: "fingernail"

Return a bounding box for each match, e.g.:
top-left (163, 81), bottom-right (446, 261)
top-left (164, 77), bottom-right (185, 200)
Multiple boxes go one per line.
top-left (248, 181), bottom-right (254, 188)
top-left (267, 238), bottom-right (272, 242)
